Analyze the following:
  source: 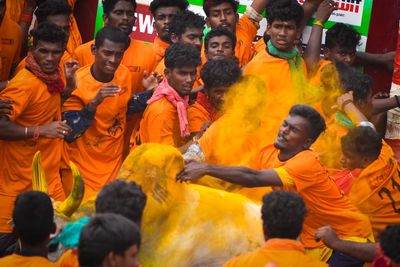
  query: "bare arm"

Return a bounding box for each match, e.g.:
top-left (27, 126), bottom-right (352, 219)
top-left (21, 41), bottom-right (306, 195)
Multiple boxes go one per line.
top-left (315, 226), bottom-right (376, 262)
top-left (250, 0), bottom-right (270, 14)
top-left (354, 51), bottom-right (395, 72)
top-left (176, 161), bottom-right (283, 187)
top-left (372, 97), bottom-right (398, 115)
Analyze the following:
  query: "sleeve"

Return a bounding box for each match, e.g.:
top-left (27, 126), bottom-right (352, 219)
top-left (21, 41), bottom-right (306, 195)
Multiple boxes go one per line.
top-left (0, 80), bottom-right (32, 121)
top-left (238, 15), bottom-right (258, 44)
top-left (145, 106), bottom-right (176, 146)
top-left (187, 103), bottom-right (209, 133)
top-left (127, 89), bottom-right (154, 114)
top-left (62, 105), bottom-right (96, 143)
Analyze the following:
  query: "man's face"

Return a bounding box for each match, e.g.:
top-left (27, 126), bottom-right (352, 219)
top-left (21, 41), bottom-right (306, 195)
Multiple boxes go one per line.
top-left (324, 45), bottom-right (357, 66)
top-left (340, 149), bottom-right (365, 170)
top-left (267, 19), bottom-right (298, 53)
top-left (114, 244), bottom-right (140, 267)
top-left (104, 0), bottom-right (136, 35)
top-left (274, 115), bottom-right (312, 151)
top-left (153, 6), bottom-right (181, 43)
top-left (0, 0), bottom-right (6, 25)
top-left (47, 14), bottom-right (70, 40)
top-left (91, 39), bottom-right (126, 76)
top-left (205, 35), bottom-right (235, 60)
top-left (165, 66), bottom-right (197, 97)
top-left (206, 85), bottom-right (229, 110)
top-left (206, 2), bottom-right (238, 34)
top-left (31, 40), bottom-right (64, 74)
top-left (171, 27), bottom-right (204, 51)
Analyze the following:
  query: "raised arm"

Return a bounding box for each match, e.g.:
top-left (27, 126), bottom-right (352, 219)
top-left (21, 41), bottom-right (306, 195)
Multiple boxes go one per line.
top-left (176, 161), bottom-right (283, 187)
top-left (250, 0), bottom-right (270, 15)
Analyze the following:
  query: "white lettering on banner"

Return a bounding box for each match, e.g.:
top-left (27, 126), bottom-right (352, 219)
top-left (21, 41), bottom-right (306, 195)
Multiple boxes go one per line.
top-left (138, 13), bottom-right (154, 34)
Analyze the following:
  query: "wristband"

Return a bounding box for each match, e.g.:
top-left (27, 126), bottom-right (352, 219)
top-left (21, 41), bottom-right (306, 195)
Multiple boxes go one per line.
top-left (395, 95), bottom-right (400, 107)
top-left (20, 13), bottom-right (33, 23)
top-left (341, 99), bottom-right (353, 110)
top-left (25, 127), bottom-right (28, 138)
top-left (33, 126), bottom-right (40, 140)
top-left (313, 20), bottom-right (325, 28)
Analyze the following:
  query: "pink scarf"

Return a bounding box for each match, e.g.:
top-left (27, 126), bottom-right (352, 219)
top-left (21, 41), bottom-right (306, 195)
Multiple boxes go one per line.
top-left (147, 79), bottom-right (190, 137)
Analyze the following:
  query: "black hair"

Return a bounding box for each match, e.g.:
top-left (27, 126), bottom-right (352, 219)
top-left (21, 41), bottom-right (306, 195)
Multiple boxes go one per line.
top-left (13, 191), bottom-right (54, 246)
top-left (96, 180), bottom-right (147, 223)
top-left (95, 26), bottom-right (130, 50)
top-left (341, 126), bottom-right (382, 159)
top-left (266, 0), bottom-right (304, 28)
top-left (289, 104), bottom-right (326, 142)
top-left (201, 59), bottom-right (241, 90)
top-left (164, 42), bottom-right (202, 70)
top-left (325, 23), bottom-right (361, 50)
top-left (169, 10), bottom-right (204, 38)
top-left (35, 0), bottom-right (72, 24)
top-left (102, 0), bottom-right (137, 16)
top-left (204, 26), bottom-right (236, 51)
top-left (342, 74), bottom-right (373, 102)
top-left (203, 0), bottom-right (239, 17)
top-left (30, 21), bottom-right (68, 47)
top-left (78, 213), bottom-right (141, 267)
top-left (149, 0), bottom-right (189, 16)
top-left (379, 224), bottom-right (400, 263)
top-left (261, 190), bottom-right (306, 239)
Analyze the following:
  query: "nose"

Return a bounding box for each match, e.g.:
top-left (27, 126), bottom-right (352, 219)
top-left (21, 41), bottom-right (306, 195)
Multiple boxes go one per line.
top-left (45, 52), bottom-right (55, 62)
top-left (194, 38), bottom-right (202, 49)
top-left (343, 54), bottom-right (351, 63)
top-left (220, 12), bottom-right (227, 21)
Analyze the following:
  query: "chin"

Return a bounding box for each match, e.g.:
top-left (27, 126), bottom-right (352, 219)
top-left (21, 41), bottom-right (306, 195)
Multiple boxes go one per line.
top-left (273, 141), bottom-right (281, 149)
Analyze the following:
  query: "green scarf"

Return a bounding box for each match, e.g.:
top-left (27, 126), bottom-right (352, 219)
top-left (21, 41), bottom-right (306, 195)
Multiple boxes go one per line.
top-left (267, 40), bottom-right (303, 71)
top-left (334, 110), bottom-right (355, 130)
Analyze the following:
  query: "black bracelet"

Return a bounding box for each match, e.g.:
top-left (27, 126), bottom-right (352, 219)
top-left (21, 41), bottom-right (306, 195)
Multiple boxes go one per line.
top-left (395, 95), bottom-right (400, 107)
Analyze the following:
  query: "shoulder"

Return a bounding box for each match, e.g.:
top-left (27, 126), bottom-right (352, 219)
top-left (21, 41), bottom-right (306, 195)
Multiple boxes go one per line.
top-left (244, 50), bottom-right (272, 73)
top-left (76, 64), bottom-right (92, 79)
top-left (188, 101), bottom-right (208, 115)
top-left (74, 40), bottom-right (94, 55)
top-left (8, 68), bottom-right (42, 88)
top-left (1, 17), bottom-right (21, 34)
top-left (147, 97), bottom-right (175, 114)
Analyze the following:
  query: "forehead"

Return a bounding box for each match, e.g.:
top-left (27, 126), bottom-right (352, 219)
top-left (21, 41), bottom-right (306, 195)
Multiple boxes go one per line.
top-left (112, 0), bottom-right (135, 11)
top-left (209, 85), bottom-right (230, 92)
top-left (332, 46), bottom-right (357, 53)
top-left (270, 19), bottom-right (297, 27)
top-left (155, 6), bottom-right (181, 16)
top-left (172, 66), bottom-right (197, 73)
top-left (209, 35), bottom-right (232, 44)
top-left (99, 39), bottom-right (126, 51)
top-left (35, 40), bottom-right (64, 50)
top-left (209, 2), bottom-right (234, 12)
top-left (46, 14), bottom-right (69, 27)
top-left (285, 115), bottom-right (309, 132)
top-left (182, 27), bottom-right (204, 35)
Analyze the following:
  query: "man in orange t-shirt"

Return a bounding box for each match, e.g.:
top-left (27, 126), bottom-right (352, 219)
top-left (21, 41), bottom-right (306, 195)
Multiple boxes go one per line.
top-left (223, 190), bottom-right (327, 267)
top-left (0, 0), bottom-right (21, 90)
top-left (341, 126), bottom-right (400, 240)
top-left (0, 191), bottom-right (57, 265)
top-left (202, 0), bottom-right (267, 68)
top-left (177, 105), bottom-right (372, 265)
top-left (149, 0), bottom-right (189, 63)
top-left (0, 23), bottom-right (72, 252)
top-left (136, 42), bottom-right (201, 153)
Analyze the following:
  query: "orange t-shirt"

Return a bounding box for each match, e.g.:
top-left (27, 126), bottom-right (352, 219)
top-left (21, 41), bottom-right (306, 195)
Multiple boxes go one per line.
top-left (66, 0), bottom-right (82, 57)
top-left (251, 145), bottom-right (372, 249)
top-left (223, 238), bottom-right (327, 267)
top-left (56, 249), bottom-right (78, 267)
top-left (62, 64), bottom-right (132, 198)
top-left (153, 36), bottom-right (170, 63)
top-left (0, 16), bottom-right (21, 80)
top-left (187, 101), bottom-right (212, 134)
top-left (0, 254), bottom-right (56, 266)
top-left (350, 141), bottom-right (400, 240)
top-left (72, 38), bottom-right (157, 94)
top-left (4, 0), bottom-right (25, 23)
top-left (249, 36), bottom-right (265, 61)
top-left (0, 69), bottom-right (65, 233)
top-left (137, 96), bottom-right (188, 148)
top-left (308, 59), bottom-right (332, 87)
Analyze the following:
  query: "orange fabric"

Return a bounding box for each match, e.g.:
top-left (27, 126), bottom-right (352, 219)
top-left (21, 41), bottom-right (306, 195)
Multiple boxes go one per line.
top-left (349, 141), bottom-right (400, 240)
top-left (234, 15), bottom-right (257, 68)
top-left (187, 101), bottom-right (211, 133)
top-left (250, 144), bottom-right (372, 249)
top-left (62, 64), bottom-right (132, 199)
top-left (0, 254), bottom-right (56, 266)
top-left (72, 39), bottom-right (157, 94)
top-left (4, 0), bottom-right (25, 23)
top-left (223, 238), bottom-right (327, 267)
top-left (137, 96), bottom-right (188, 148)
top-left (0, 16), bottom-right (21, 80)
top-left (56, 249), bottom-right (78, 267)
top-left (0, 69), bottom-right (65, 233)
top-left (153, 36), bottom-right (170, 63)
top-left (66, 0), bottom-right (82, 58)
top-left (308, 59), bottom-right (332, 87)
top-left (249, 37), bottom-right (266, 61)
top-left (332, 168), bottom-right (362, 196)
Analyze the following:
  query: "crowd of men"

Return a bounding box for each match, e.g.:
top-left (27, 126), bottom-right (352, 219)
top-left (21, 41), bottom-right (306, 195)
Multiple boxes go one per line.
top-left (0, 0), bottom-right (400, 266)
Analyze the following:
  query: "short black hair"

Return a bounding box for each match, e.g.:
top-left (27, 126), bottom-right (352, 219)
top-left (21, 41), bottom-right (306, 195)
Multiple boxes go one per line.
top-left (204, 26), bottom-right (236, 51)
top-left (266, 0), bottom-right (304, 28)
top-left (201, 59), bottom-right (241, 91)
top-left (30, 21), bottom-right (68, 47)
top-left (102, 0), bottom-right (137, 16)
top-left (95, 26), bottom-right (130, 49)
top-left (35, 0), bottom-right (72, 24)
top-left (289, 104), bottom-right (326, 142)
top-left (78, 213), bottom-right (141, 267)
top-left (149, 0), bottom-right (189, 16)
top-left (341, 126), bottom-right (382, 159)
top-left (13, 191), bottom-right (54, 246)
top-left (261, 190), bottom-right (306, 239)
top-left (164, 42), bottom-right (202, 70)
top-left (325, 23), bottom-right (361, 50)
top-left (169, 10), bottom-right (204, 38)
top-left (341, 72), bottom-right (373, 102)
top-left (379, 224), bottom-right (400, 263)
top-left (96, 180), bottom-right (147, 223)
top-left (203, 0), bottom-right (239, 17)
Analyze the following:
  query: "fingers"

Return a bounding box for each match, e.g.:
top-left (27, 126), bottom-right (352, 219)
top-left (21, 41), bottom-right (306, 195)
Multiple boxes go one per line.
top-left (143, 70), bottom-right (148, 78)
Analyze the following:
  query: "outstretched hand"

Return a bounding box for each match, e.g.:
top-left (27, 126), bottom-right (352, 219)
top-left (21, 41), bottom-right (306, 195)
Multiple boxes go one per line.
top-left (176, 161), bottom-right (208, 182)
top-left (142, 71), bottom-right (163, 90)
top-left (315, 226), bottom-right (340, 249)
top-left (64, 60), bottom-right (80, 94)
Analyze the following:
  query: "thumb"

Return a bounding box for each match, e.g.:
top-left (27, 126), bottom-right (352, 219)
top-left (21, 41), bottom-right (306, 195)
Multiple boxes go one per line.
top-left (331, 104), bottom-right (338, 110)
